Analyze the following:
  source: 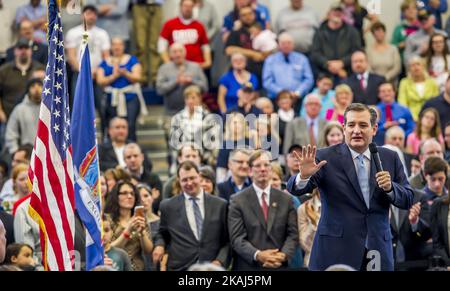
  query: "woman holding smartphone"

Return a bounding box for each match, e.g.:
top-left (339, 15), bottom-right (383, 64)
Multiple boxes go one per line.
top-left (104, 180), bottom-right (153, 271)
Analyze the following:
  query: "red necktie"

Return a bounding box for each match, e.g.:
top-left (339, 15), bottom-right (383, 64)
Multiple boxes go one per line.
top-left (261, 192), bottom-right (269, 222)
top-left (385, 103), bottom-right (393, 122)
top-left (359, 74), bottom-right (366, 91)
top-left (309, 122), bottom-right (316, 146)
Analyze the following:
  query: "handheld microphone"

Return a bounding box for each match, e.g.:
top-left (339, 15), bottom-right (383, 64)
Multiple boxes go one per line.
top-left (369, 142), bottom-right (383, 172)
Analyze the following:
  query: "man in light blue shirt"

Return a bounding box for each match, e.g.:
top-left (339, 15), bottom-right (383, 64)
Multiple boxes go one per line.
top-left (262, 32), bottom-right (314, 100)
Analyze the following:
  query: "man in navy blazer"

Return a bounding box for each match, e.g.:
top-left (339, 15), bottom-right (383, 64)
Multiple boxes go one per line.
top-left (288, 103), bottom-right (414, 271)
top-left (343, 51), bottom-right (386, 105)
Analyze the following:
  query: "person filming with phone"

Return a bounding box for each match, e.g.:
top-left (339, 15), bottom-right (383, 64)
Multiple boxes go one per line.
top-left (287, 103), bottom-right (414, 271)
top-left (104, 180), bottom-right (153, 271)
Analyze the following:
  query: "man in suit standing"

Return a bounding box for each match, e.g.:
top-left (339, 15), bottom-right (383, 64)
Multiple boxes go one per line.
top-left (228, 150), bottom-right (298, 270)
top-left (288, 103), bottom-right (414, 271)
top-left (343, 51), bottom-right (386, 105)
top-left (153, 161), bottom-right (230, 271)
top-left (218, 149), bottom-right (252, 201)
top-left (283, 94), bottom-right (327, 154)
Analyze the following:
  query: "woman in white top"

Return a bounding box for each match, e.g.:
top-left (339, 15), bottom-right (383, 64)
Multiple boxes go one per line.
top-left (424, 33), bottom-right (450, 93)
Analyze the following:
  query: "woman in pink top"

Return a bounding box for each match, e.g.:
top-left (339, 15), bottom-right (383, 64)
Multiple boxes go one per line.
top-left (406, 107), bottom-right (445, 155)
top-left (325, 84), bottom-right (353, 124)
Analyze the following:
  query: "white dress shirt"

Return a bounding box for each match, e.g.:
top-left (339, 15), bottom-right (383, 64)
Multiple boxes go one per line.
top-left (113, 145), bottom-right (126, 168)
top-left (357, 71), bottom-right (369, 89)
top-left (253, 183), bottom-right (271, 209)
top-left (183, 191), bottom-right (205, 241)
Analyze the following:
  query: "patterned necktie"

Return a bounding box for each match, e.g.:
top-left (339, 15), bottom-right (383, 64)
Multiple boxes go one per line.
top-left (190, 197), bottom-right (203, 240)
top-left (356, 154), bottom-right (370, 208)
top-left (359, 74), bottom-right (366, 91)
top-left (385, 103), bottom-right (393, 122)
top-left (261, 192), bottom-right (269, 222)
top-left (309, 121), bottom-right (316, 146)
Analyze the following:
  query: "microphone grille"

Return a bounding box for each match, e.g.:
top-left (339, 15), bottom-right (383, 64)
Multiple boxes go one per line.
top-left (369, 142), bottom-right (378, 154)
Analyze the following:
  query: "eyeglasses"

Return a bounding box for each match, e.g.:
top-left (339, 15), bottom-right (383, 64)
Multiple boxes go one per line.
top-left (118, 191), bottom-right (134, 196)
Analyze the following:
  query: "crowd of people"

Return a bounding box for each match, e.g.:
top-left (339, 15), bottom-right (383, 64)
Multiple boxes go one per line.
top-left (0, 0), bottom-right (450, 271)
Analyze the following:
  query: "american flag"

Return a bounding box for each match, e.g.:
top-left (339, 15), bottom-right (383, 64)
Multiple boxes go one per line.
top-left (28, 0), bottom-right (75, 271)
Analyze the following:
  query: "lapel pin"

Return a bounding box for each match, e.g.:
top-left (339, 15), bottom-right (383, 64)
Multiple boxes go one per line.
top-left (272, 202), bottom-right (277, 208)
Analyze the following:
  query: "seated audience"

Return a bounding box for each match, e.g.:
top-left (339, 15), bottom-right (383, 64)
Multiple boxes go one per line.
top-left (343, 50), bottom-right (386, 105)
top-left (156, 42), bottom-right (208, 115)
top-left (325, 84), bottom-right (353, 124)
top-left (367, 21), bottom-right (401, 83)
top-left (406, 108), bottom-right (444, 155)
top-left (97, 37), bottom-right (145, 142)
top-left (398, 56), bottom-right (439, 121)
top-left (284, 94), bottom-right (327, 154)
top-left (218, 53), bottom-right (258, 114)
top-left (376, 82), bottom-right (416, 141)
top-left (262, 33), bottom-right (314, 100)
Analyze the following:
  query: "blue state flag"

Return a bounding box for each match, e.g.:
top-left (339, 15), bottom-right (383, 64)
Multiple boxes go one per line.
top-left (71, 41), bottom-right (104, 271)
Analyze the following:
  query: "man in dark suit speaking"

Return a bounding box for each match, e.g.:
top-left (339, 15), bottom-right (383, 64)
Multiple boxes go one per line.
top-left (288, 103), bottom-right (414, 271)
top-left (229, 150), bottom-right (298, 270)
top-left (153, 161), bottom-right (230, 271)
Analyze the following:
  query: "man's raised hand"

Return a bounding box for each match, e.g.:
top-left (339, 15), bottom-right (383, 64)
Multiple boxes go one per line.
top-left (293, 145), bottom-right (327, 179)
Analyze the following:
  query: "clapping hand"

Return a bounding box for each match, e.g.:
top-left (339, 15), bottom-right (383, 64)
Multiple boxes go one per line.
top-left (408, 202), bottom-right (421, 225)
top-left (292, 145), bottom-right (327, 179)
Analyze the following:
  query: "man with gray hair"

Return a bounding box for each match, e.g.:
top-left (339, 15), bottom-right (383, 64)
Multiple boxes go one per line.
top-left (283, 93), bottom-right (327, 154)
top-left (385, 126), bottom-right (417, 177)
top-left (262, 32), bottom-right (314, 100)
top-left (156, 42), bottom-right (208, 115)
top-left (217, 149), bottom-right (252, 201)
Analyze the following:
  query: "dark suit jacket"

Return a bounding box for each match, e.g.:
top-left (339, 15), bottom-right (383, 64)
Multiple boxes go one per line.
top-left (228, 186), bottom-right (298, 271)
top-left (0, 210), bottom-right (14, 246)
top-left (343, 73), bottom-right (386, 105)
top-left (98, 141), bottom-right (153, 172)
top-left (430, 197), bottom-right (450, 262)
top-left (138, 167), bottom-right (163, 213)
top-left (403, 152), bottom-right (416, 178)
top-left (155, 193), bottom-right (230, 271)
top-left (390, 190), bottom-right (432, 266)
top-left (7, 42), bottom-right (48, 65)
top-left (218, 177), bottom-right (251, 202)
top-left (287, 143), bottom-right (414, 271)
